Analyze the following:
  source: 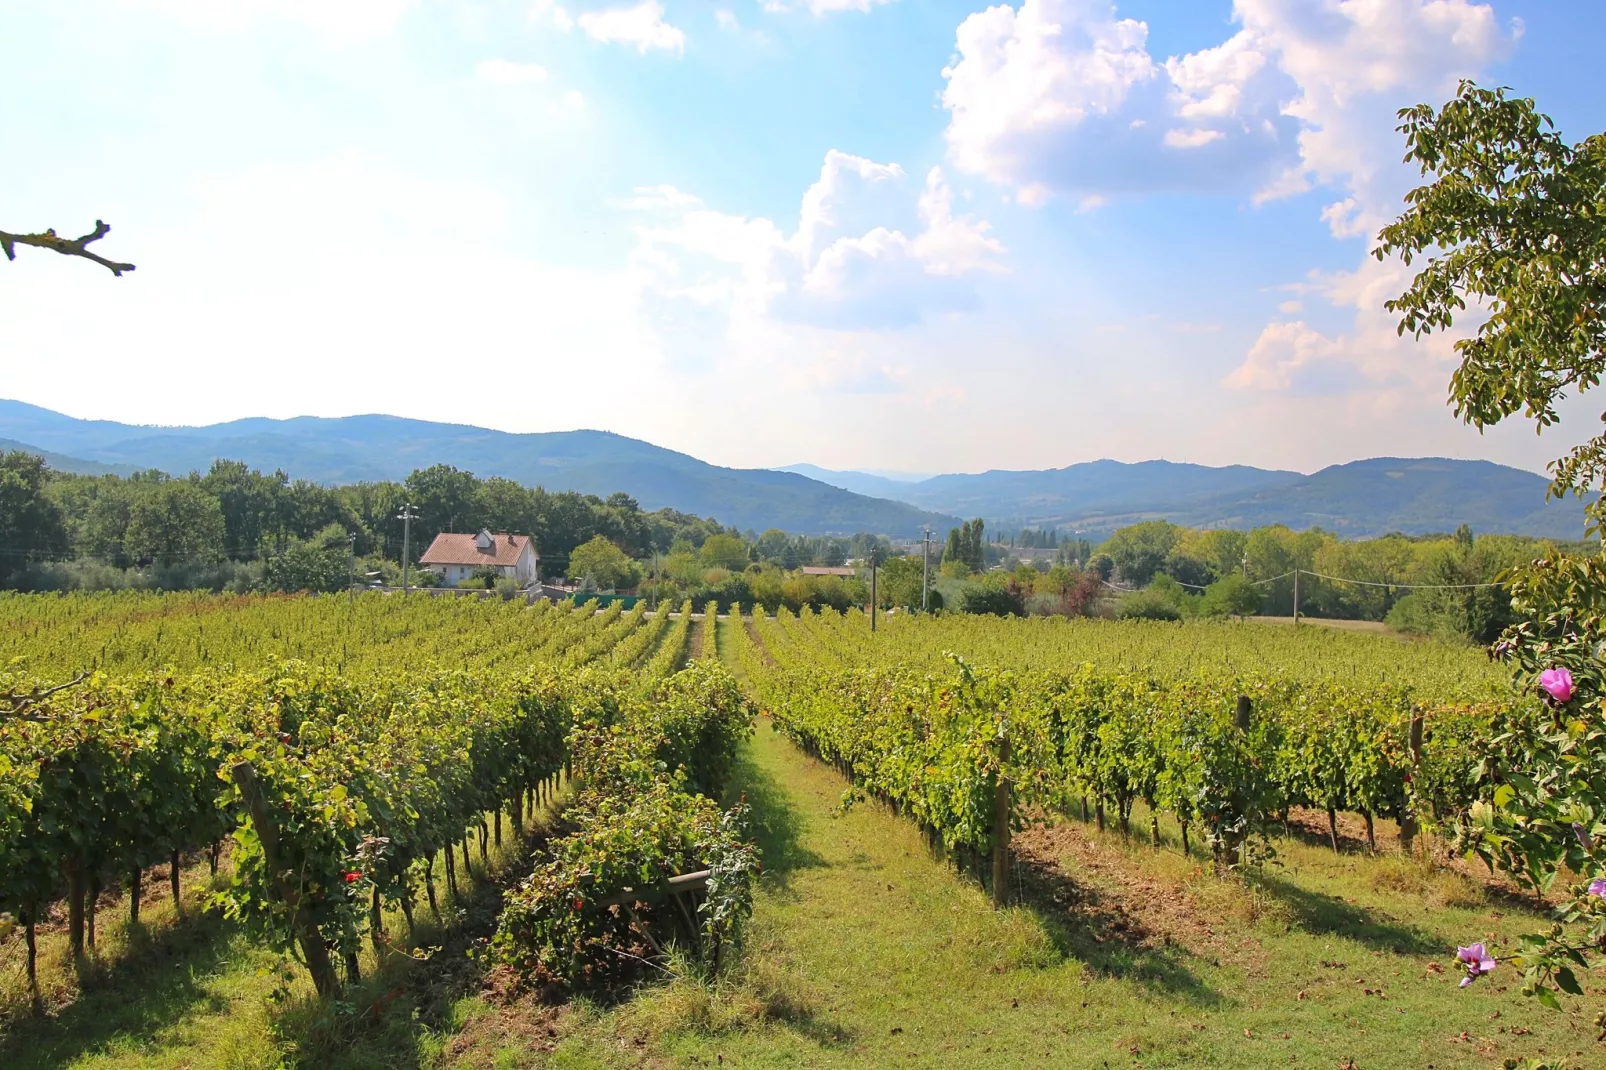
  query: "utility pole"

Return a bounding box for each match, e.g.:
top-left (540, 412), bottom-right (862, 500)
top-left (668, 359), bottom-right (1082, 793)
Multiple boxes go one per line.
top-left (870, 549), bottom-right (878, 633)
top-left (921, 526), bottom-right (932, 613)
top-left (1292, 567), bottom-right (1301, 625)
top-left (347, 533), bottom-right (357, 605)
top-left (396, 503), bottom-right (419, 595)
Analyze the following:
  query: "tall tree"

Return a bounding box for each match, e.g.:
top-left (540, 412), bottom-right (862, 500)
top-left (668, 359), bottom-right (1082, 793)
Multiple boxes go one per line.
top-left (405, 464), bottom-right (482, 547)
top-left (123, 480), bottom-right (226, 566)
top-left (0, 452), bottom-right (68, 584)
top-left (201, 459), bottom-right (284, 560)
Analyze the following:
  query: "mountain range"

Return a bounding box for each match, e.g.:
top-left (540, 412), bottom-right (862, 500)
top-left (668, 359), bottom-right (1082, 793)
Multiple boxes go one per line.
top-left (0, 399), bottom-right (1588, 541)
top-left (788, 458), bottom-right (1589, 540)
top-left (0, 400), bottom-right (952, 537)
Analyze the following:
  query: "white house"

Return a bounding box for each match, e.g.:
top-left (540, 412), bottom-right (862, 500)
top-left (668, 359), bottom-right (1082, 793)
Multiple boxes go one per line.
top-left (418, 529), bottom-right (538, 587)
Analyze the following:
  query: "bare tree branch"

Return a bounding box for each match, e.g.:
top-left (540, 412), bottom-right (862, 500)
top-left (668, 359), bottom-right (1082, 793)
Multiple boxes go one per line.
top-left (0, 220), bottom-right (135, 276)
top-left (0, 672), bottom-right (89, 722)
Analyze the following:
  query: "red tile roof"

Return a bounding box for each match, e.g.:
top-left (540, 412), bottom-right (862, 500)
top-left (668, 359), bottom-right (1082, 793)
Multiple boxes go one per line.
top-left (419, 532), bottom-right (532, 568)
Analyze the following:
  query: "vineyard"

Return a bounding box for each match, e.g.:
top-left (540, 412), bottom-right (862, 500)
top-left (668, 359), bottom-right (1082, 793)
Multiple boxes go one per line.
top-left (0, 592), bottom-right (751, 1020)
top-left (0, 592), bottom-right (1584, 1067)
top-left (730, 606), bottom-right (1527, 881)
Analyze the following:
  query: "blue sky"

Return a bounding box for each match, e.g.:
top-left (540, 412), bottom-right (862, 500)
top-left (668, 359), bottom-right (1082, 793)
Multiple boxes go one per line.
top-left (2, 0), bottom-right (1603, 477)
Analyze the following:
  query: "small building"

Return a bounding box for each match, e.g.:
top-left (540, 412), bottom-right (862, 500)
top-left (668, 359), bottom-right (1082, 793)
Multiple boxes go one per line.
top-left (419, 529), bottom-right (538, 588)
top-left (800, 566), bottom-right (857, 578)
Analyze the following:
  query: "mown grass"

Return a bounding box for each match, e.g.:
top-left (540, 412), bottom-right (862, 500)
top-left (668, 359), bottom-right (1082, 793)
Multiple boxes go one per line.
top-left (539, 714), bottom-right (1602, 1069)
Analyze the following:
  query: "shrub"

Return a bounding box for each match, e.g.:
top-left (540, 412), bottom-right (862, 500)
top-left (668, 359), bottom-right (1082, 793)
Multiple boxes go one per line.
top-left (1115, 589), bottom-right (1182, 621)
top-left (491, 785), bottom-right (756, 990)
top-left (1200, 574), bottom-right (1263, 618)
top-left (958, 582), bottom-right (1024, 617)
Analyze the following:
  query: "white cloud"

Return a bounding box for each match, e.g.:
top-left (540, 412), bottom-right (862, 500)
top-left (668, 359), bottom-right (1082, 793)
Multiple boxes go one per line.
top-left (1213, 1), bottom-right (1517, 396)
top-left (530, 0), bottom-right (575, 30)
top-left (627, 150), bottom-right (1007, 338)
top-left (764, 0), bottom-right (899, 14)
top-left (1163, 127), bottom-right (1224, 149)
top-left (577, 1), bottom-right (686, 55)
top-left (1237, 0), bottom-right (1516, 232)
top-left (475, 59), bottom-right (549, 86)
top-left (124, 0), bottom-right (413, 37)
top-left (941, 0), bottom-right (1515, 208)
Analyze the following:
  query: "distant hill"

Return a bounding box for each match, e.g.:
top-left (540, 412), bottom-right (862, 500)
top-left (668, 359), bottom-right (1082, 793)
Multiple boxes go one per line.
top-left (774, 464), bottom-right (923, 500)
top-left (0, 400), bottom-right (955, 537)
top-left (1183, 457), bottom-right (1589, 540)
top-left (0, 438), bottom-right (144, 478)
top-left (779, 455), bottom-right (1588, 540)
top-left (6, 399), bottom-right (1581, 541)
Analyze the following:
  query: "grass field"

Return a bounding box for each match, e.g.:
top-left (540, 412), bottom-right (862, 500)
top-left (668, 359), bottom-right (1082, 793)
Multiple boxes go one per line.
top-left (1, 608), bottom-right (1594, 1069)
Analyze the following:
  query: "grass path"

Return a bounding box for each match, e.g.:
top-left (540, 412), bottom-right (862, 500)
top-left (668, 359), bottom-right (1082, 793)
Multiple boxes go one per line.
top-left (545, 621), bottom-right (1595, 1069)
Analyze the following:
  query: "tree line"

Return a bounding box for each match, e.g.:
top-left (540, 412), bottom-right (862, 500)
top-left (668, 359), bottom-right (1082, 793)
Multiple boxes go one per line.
top-left (0, 451), bottom-right (736, 592)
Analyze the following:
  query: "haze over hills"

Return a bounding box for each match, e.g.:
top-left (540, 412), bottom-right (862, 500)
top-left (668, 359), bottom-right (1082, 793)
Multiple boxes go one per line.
top-left (2, 400), bottom-right (1588, 541)
top-left (0, 400), bottom-right (954, 537)
top-left (776, 458), bottom-right (1590, 541)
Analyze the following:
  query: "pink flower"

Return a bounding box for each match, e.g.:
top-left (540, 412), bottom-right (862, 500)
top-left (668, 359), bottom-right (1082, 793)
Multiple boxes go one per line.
top-left (1539, 667), bottom-right (1575, 704)
top-left (1457, 943), bottom-right (1496, 987)
top-left (1589, 878), bottom-right (1606, 901)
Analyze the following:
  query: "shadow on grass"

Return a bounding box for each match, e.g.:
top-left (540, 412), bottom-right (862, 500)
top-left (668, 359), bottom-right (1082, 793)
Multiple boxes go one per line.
top-left (1252, 875), bottom-right (1442, 956)
top-left (0, 910), bottom-right (240, 1070)
top-left (727, 735), bottom-right (827, 897)
top-left (1012, 855), bottom-right (1226, 1010)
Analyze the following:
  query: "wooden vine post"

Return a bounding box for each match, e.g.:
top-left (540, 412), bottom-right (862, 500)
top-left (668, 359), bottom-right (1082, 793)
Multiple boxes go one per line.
top-left (992, 734), bottom-right (1011, 908)
top-left (231, 761), bottom-right (339, 998)
top-left (1400, 710), bottom-right (1425, 855)
top-left (1217, 695), bottom-right (1254, 870)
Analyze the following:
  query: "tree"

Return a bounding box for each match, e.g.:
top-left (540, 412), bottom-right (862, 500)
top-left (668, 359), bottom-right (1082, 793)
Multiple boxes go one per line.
top-left (1200, 575), bottom-right (1263, 618)
top-left (876, 555), bottom-right (926, 610)
top-left (0, 452), bottom-right (68, 584)
top-left (264, 524), bottom-right (350, 593)
top-left (1377, 80), bottom-right (1606, 1007)
top-left (963, 519), bottom-right (986, 571)
top-left (958, 579), bottom-right (1023, 617)
top-left (123, 480), bottom-right (226, 567)
top-left (406, 464), bottom-right (481, 546)
top-left (700, 533), bottom-right (749, 572)
top-left (566, 535), bottom-right (640, 591)
top-left (1099, 521), bottom-right (1180, 587)
top-left (201, 459), bottom-right (283, 561)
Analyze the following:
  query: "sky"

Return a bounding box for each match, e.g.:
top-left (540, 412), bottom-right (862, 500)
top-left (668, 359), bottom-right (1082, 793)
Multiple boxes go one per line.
top-left (2, 0), bottom-right (1603, 478)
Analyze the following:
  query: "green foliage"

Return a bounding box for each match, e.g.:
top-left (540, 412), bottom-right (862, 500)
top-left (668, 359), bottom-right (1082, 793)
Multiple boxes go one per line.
top-left (1115, 588), bottom-right (1181, 621)
top-left (491, 661), bottom-right (756, 990)
top-left (263, 524), bottom-right (350, 593)
top-left (1098, 521), bottom-right (1181, 586)
top-left (958, 580), bottom-right (1024, 617)
top-left (699, 533), bottom-right (749, 572)
top-left (1200, 574), bottom-right (1263, 618)
top-left (1373, 79), bottom-right (1606, 1013)
top-left (0, 452), bottom-right (68, 586)
top-left (567, 535), bottom-right (642, 591)
top-left (121, 479), bottom-right (227, 567)
top-left (1378, 81), bottom-right (1606, 523)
